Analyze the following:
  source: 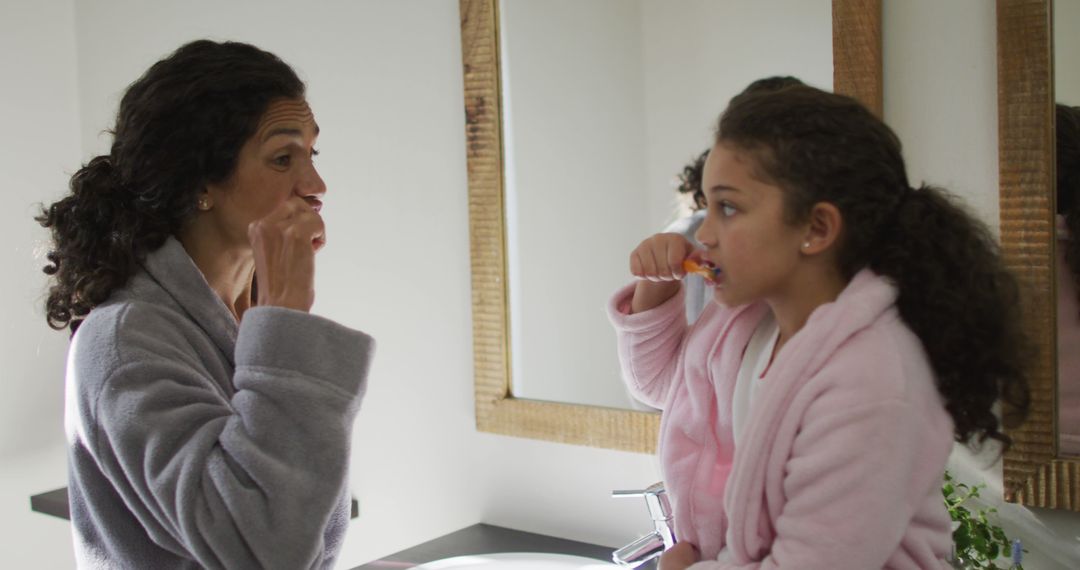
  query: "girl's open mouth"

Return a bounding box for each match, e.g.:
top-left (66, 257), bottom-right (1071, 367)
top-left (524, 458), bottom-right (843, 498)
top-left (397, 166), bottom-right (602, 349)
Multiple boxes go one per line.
top-left (683, 259), bottom-right (723, 285)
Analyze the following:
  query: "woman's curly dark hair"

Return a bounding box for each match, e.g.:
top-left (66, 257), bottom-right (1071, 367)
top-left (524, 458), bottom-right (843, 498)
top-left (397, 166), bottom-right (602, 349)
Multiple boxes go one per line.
top-left (37, 40), bottom-right (305, 333)
top-left (716, 85), bottom-right (1031, 450)
top-left (1057, 104), bottom-right (1080, 315)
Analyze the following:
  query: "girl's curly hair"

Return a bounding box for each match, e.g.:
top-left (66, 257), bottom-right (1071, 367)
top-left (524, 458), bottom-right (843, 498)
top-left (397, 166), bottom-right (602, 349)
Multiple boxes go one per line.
top-left (716, 85), bottom-right (1031, 450)
top-left (37, 40), bottom-right (305, 333)
top-left (677, 77), bottom-right (806, 211)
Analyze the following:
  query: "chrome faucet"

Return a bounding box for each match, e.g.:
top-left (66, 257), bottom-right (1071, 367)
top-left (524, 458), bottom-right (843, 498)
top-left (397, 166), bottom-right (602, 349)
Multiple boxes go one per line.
top-left (611, 482), bottom-right (675, 568)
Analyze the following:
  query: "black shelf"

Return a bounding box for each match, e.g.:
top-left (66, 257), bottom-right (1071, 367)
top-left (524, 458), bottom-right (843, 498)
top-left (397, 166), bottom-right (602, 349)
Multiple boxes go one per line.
top-left (31, 487), bottom-right (359, 520)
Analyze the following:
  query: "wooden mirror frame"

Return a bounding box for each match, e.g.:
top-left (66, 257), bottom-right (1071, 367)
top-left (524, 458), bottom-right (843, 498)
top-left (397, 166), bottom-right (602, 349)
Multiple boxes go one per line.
top-left (998, 0), bottom-right (1080, 510)
top-left (460, 0), bottom-right (883, 452)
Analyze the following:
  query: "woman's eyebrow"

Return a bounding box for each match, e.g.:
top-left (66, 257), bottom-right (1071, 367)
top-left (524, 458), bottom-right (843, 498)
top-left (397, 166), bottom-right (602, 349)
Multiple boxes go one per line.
top-left (261, 124), bottom-right (320, 143)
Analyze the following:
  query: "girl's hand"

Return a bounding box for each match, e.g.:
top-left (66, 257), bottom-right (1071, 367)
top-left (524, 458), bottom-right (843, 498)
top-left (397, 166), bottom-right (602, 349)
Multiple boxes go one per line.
top-left (248, 195), bottom-right (326, 312)
top-left (629, 233), bottom-right (697, 314)
top-left (658, 541), bottom-right (700, 570)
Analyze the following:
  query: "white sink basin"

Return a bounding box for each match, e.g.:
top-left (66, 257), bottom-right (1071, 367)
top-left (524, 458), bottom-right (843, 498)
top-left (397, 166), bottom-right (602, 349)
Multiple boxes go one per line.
top-left (409, 552), bottom-right (620, 569)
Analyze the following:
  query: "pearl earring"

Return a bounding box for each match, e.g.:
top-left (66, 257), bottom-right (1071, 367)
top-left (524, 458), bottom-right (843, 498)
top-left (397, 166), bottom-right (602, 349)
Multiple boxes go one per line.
top-left (197, 197), bottom-right (211, 211)
top-left (802, 242), bottom-right (811, 249)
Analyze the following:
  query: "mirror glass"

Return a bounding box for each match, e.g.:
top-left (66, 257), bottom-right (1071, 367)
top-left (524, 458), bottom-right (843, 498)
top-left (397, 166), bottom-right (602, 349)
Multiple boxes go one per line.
top-left (499, 0), bottom-right (833, 409)
top-left (1056, 0), bottom-right (1080, 455)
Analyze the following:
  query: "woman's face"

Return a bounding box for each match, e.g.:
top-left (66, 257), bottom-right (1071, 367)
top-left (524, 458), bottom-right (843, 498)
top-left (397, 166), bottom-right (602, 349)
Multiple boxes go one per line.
top-left (203, 98), bottom-right (325, 249)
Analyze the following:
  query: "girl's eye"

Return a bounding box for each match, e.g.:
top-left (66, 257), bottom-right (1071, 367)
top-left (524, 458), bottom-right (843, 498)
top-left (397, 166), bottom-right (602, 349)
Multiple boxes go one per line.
top-left (720, 202), bottom-right (737, 217)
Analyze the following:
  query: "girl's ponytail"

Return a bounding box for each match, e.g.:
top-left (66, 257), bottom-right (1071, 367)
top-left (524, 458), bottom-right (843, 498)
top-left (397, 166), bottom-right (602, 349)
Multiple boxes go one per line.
top-left (869, 185), bottom-right (1031, 448)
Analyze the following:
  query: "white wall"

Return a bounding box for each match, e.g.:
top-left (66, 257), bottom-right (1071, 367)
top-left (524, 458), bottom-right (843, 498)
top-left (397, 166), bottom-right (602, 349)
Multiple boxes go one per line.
top-left (0, 0), bottom-right (82, 567)
top-left (4, 1), bottom-right (1080, 569)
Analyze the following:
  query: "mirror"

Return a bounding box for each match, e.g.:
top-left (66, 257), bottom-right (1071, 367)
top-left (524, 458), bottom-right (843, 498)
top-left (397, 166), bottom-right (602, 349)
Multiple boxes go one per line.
top-left (461, 0), bottom-right (882, 450)
top-left (1056, 0), bottom-right (1080, 457)
top-left (498, 0), bottom-right (833, 410)
top-left (999, 0), bottom-right (1080, 510)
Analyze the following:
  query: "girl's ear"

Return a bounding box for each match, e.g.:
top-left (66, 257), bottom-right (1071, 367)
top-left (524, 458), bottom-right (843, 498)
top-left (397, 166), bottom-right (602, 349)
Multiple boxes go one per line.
top-left (800, 202), bottom-right (842, 255)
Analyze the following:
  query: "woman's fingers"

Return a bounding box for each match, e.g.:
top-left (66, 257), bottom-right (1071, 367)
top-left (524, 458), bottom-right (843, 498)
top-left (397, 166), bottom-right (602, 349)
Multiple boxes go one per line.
top-left (248, 196), bottom-right (324, 312)
top-left (252, 198), bottom-right (324, 246)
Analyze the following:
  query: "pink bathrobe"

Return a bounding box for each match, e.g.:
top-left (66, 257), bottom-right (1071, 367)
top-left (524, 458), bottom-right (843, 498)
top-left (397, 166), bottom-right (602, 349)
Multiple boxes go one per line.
top-left (608, 270), bottom-right (954, 569)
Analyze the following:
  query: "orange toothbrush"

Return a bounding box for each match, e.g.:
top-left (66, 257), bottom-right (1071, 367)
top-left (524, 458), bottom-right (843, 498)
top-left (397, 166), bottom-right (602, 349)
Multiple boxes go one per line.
top-left (682, 259), bottom-right (720, 281)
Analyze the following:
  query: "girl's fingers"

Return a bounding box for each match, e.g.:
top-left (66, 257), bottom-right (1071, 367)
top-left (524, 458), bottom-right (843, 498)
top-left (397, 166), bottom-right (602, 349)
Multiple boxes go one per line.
top-left (630, 250), bottom-right (644, 279)
top-left (653, 236), bottom-right (689, 281)
top-left (667, 241), bottom-right (688, 280)
top-left (630, 234), bottom-right (698, 281)
top-left (639, 246), bottom-right (660, 281)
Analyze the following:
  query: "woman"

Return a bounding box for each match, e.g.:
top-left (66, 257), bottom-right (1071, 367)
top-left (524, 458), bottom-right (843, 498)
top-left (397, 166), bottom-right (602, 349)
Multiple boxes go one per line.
top-left (38, 40), bottom-right (373, 569)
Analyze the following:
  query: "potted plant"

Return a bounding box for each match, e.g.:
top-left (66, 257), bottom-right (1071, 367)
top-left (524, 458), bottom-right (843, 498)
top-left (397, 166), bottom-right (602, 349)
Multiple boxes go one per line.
top-left (943, 470), bottom-right (1023, 569)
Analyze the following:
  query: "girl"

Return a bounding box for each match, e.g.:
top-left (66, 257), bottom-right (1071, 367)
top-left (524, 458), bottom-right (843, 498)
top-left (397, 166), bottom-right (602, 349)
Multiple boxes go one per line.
top-left (39, 40), bottom-right (374, 569)
top-left (608, 84), bottom-right (1029, 569)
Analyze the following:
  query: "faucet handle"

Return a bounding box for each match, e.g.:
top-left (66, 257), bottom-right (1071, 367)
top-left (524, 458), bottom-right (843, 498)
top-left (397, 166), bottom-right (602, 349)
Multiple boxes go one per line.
top-left (612, 482), bottom-right (672, 522)
top-left (611, 482), bottom-right (676, 557)
top-left (611, 481), bottom-right (666, 499)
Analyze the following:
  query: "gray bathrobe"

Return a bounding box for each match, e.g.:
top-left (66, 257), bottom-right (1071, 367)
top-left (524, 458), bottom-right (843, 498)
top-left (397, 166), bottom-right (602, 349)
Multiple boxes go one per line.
top-left (64, 237), bottom-right (374, 569)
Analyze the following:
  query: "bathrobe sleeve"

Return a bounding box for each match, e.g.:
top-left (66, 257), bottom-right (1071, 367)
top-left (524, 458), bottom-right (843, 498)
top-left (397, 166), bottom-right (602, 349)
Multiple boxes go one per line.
top-left (689, 395), bottom-right (950, 570)
top-left (606, 282), bottom-right (690, 408)
top-left (74, 304), bottom-right (374, 570)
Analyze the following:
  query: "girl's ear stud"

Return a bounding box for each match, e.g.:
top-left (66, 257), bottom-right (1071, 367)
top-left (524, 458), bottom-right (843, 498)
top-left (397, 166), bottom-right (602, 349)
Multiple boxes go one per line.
top-left (802, 242), bottom-right (811, 249)
top-left (197, 197), bottom-right (211, 211)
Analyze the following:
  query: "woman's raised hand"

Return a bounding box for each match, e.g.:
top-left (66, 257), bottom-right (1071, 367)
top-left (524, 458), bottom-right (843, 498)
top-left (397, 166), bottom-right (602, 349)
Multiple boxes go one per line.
top-left (248, 195), bottom-right (326, 312)
top-left (629, 232), bottom-right (697, 314)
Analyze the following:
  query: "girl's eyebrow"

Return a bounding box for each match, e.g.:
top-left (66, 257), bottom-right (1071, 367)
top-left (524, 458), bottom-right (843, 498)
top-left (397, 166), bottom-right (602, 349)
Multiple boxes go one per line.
top-left (708, 184), bottom-right (742, 195)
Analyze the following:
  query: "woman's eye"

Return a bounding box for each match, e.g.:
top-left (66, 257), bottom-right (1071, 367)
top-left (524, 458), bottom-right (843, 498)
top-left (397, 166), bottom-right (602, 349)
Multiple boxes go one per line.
top-left (311, 148), bottom-right (320, 160)
top-left (720, 203), bottom-right (737, 217)
top-left (273, 154), bottom-right (291, 167)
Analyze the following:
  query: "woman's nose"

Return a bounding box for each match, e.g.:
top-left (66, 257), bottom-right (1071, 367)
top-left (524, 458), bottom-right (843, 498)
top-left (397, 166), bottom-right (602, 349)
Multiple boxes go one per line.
top-left (297, 164), bottom-right (327, 198)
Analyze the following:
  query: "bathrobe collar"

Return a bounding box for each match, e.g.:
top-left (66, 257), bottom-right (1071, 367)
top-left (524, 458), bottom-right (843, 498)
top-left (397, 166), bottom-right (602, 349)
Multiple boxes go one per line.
top-left (139, 236), bottom-right (240, 367)
top-left (724, 268), bottom-right (899, 560)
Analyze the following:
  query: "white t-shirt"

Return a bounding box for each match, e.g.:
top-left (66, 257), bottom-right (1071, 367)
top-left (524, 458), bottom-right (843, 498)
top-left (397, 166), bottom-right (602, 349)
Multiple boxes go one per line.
top-left (732, 311), bottom-right (779, 445)
top-left (718, 311), bottom-right (779, 562)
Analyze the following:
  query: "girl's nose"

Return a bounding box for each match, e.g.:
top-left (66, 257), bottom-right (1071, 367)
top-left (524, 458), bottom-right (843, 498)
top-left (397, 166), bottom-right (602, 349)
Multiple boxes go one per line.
top-left (694, 218), bottom-right (717, 248)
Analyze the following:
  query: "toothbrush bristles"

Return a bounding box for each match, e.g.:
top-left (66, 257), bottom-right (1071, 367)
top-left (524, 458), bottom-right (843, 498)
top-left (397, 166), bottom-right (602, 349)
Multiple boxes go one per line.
top-left (682, 259), bottom-right (718, 279)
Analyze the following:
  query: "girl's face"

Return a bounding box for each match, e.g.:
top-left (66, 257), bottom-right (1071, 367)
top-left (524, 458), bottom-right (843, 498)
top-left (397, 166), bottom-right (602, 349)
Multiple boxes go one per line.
top-left (203, 98), bottom-right (325, 249)
top-left (694, 143), bottom-right (808, 307)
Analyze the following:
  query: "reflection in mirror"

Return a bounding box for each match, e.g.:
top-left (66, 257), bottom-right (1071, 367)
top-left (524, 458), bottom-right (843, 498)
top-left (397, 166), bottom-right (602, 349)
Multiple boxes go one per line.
top-left (1056, 0), bottom-right (1080, 456)
top-left (499, 0), bottom-right (832, 409)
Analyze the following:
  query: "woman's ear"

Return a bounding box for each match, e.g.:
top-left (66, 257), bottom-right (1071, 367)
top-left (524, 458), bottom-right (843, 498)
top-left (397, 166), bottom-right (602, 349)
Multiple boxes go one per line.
top-left (800, 202), bottom-right (842, 255)
top-left (196, 190), bottom-right (213, 211)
